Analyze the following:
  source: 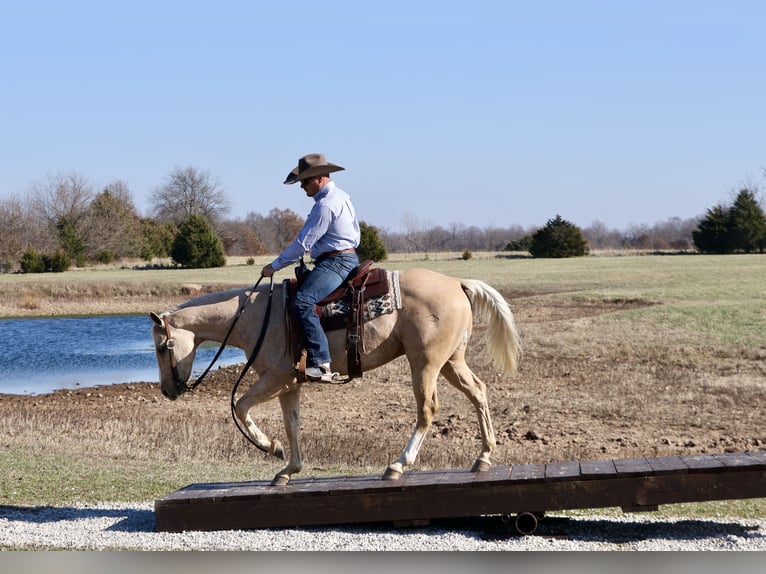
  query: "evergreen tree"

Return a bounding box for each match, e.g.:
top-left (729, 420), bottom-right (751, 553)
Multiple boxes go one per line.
top-left (728, 189), bottom-right (766, 253)
top-left (692, 204), bottom-right (733, 254)
top-left (356, 221), bottom-right (387, 262)
top-left (20, 245), bottom-right (45, 273)
top-left (57, 217), bottom-right (86, 267)
top-left (140, 219), bottom-right (175, 260)
top-left (171, 214), bottom-right (226, 268)
top-left (529, 215), bottom-right (589, 258)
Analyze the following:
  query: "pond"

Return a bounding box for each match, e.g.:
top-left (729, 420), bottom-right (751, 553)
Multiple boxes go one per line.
top-left (0, 315), bottom-right (245, 395)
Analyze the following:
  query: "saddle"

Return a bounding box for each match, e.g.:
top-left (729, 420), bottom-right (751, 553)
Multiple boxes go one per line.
top-left (284, 260), bottom-right (391, 382)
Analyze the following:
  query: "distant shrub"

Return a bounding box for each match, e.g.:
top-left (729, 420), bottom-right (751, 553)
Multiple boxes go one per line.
top-left (529, 215), bottom-right (589, 258)
top-left (20, 246), bottom-right (45, 273)
top-left (44, 249), bottom-right (72, 272)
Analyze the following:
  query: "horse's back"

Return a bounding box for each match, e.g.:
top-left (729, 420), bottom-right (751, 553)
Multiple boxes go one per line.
top-left (396, 267), bottom-right (473, 331)
top-left (397, 268), bottom-right (467, 303)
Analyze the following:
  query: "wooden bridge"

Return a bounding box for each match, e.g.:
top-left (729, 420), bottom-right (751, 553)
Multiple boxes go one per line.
top-left (155, 451), bottom-right (766, 534)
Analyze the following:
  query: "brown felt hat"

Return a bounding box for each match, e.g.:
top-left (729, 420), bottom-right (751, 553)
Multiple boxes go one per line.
top-left (283, 153), bottom-right (345, 185)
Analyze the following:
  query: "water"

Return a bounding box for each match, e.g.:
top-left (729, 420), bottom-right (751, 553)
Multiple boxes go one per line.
top-left (0, 315), bottom-right (245, 395)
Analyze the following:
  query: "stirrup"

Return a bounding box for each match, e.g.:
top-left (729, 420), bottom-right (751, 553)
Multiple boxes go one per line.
top-left (306, 365), bottom-right (338, 383)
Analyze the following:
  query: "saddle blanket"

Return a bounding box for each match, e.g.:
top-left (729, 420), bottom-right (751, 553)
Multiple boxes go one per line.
top-left (321, 270), bottom-right (402, 331)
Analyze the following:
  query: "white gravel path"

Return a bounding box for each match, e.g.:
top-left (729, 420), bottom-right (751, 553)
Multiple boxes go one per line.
top-left (1, 502), bottom-right (765, 550)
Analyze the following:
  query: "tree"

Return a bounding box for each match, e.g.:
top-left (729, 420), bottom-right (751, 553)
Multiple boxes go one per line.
top-left (357, 221), bottom-right (387, 262)
top-left (20, 246), bottom-right (45, 273)
top-left (140, 219), bottom-right (176, 260)
top-left (246, 208), bottom-right (305, 253)
top-left (171, 214), bottom-right (226, 268)
top-left (218, 220), bottom-right (267, 256)
top-left (529, 215), bottom-right (589, 258)
top-left (28, 171), bottom-right (93, 262)
top-left (80, 182), bottom-right (143, 261)
top-left (57, 218), bottom-right (86, 267)
top-left (152, 166), bottom-right (230, 225)
top-left (692, 204), bottom-right (733, 254)
top-left (29, 171), bottom-right (93, 228)
top-left (728, 188), bottom-right (766, 253)
top-left (692, 189), bottom-right (766, 254)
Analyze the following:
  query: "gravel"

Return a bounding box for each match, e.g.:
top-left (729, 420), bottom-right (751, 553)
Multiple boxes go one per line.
top-left (1, 502), bottom-right (765, 550)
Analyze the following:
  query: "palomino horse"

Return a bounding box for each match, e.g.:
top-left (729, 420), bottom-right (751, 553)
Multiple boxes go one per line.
top-left (150, 267), bottom-right (521, 486)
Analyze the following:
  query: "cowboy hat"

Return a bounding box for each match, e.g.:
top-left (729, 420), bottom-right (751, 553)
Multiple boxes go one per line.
top-left (284, 153), bottom-right (345, 185)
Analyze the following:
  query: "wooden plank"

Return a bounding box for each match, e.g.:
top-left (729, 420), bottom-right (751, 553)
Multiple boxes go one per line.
top-left (646, 456), bottom-right (688, 475)
top-left (682, 454), bottom-right (726, 471)
top-left (579, 459), bottom-right (617, 478)
top-left (545, 461), bottom-right (581, 480)
top-left (509, 463), bottom-right (545, 482)
top-left (744, 450), bottom-right (766, 465)
top-left (715, 452), bottom-right (761, 468)
top-left (471, 464), bottom-right (512, 486)
top-left (614, 457), bottom-right (653, 476)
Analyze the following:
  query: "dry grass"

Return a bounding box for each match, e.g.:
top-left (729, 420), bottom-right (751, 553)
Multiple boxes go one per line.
top-left (1, 253), bottom-right (766, 518)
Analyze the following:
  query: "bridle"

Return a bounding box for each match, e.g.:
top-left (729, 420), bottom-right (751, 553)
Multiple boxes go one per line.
top-left (156, 275), bottom-right (274, 398)
top-left (158, 319), bottom-right (186, 394)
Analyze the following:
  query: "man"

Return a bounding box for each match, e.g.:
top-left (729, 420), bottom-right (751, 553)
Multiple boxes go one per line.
top-left (261, 153), bottom-right (360, 382)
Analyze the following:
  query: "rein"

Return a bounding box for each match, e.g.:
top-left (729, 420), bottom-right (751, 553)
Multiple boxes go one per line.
top-left (229, 276), bottom-right (275, 448)
top-left (163, 276), bottom-right (267, 394)
top-left (159, 275), bottom-right (276, 450)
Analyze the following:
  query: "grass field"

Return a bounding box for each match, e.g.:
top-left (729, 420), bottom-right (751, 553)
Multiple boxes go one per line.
top-left (1, 252), bottom-right (765, 519)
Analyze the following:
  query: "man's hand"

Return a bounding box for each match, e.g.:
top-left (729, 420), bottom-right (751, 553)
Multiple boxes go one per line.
top-left (261, 264), bottom-right (275, 277)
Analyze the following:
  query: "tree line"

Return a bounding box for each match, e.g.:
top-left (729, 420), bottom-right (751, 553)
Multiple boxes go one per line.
top-left (1, 166), bottom-right (765, 272)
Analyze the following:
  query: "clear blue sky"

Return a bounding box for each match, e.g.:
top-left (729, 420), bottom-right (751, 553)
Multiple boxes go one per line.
top-left (1, 1), bottom-right (764, 232)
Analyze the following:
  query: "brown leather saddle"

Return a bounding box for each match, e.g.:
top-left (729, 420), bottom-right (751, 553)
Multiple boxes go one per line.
top-left (284, 260), bottom-right (390, 382)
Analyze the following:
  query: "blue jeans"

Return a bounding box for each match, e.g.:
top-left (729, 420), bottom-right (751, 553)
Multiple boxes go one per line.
top-left (293, 252), bottom-right (359, 367)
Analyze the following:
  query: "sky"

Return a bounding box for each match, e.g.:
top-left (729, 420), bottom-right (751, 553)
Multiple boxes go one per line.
top-left (1, 0), bottom-right (764, 233)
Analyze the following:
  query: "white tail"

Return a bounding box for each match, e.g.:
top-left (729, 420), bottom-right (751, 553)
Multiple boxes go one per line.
top-left (461, 279), bottom-right (522, 376)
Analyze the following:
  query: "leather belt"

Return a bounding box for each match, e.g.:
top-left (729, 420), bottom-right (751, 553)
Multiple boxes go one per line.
top-left (314, 248), bottom-right (356, 263)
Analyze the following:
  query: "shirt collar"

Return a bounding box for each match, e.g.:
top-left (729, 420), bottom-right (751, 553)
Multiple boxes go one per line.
top-left (313, 180), bottom-right (335, 202)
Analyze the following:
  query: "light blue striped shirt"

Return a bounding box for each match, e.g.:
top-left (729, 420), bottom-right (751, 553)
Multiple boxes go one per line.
top-left (271, 180), bottom-right (360, 271)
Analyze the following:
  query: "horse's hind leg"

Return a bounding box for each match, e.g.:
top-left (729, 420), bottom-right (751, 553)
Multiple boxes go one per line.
top-left (383, 362), bottom-right (440, 481)
top-left (272, 389), bottom-right (304, 486)
top-left (441, 359), bottom-right (496, 472)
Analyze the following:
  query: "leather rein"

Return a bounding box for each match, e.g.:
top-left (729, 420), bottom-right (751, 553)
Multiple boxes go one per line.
top-left (158, 275), bottom-right (288, 450)
top-left (159, 276), bottom-right (274, 399)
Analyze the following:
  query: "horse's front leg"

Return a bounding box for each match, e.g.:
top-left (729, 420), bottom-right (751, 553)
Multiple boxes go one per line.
top-left (233, 371), bottom-right (295, 465)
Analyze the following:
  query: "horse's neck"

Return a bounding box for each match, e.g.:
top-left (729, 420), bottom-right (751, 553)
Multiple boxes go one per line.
top-left (171, 290), bottom-right (244, 343)
top-left (172, 285), bottom-right (278, 347)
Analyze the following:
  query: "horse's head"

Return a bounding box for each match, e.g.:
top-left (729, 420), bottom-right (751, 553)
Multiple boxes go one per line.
top-left (149, 311), bottom-right (198, 400)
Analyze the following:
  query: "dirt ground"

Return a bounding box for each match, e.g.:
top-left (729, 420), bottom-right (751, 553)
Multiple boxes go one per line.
top-left (2, 289), bottom-right (764, 473)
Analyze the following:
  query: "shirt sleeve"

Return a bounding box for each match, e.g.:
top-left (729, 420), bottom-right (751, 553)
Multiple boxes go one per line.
top-left (270, 203), bottom-right (333, 271)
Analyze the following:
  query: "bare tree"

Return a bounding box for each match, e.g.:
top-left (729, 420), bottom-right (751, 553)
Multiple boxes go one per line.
top-left (1, 192), bottom-right (63, 263)
top-left (245, 207), bottom-right (304, 253)
top-left (151, 166), bottom-right (230, 225)
top-left (29, 171), bottom-right (94, 227)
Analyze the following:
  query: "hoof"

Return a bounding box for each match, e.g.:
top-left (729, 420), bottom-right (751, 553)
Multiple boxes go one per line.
top-left (383, 463), bottom-right (403, 481)
top-left (271, 441), bottom-right (285, 460)
top-left (271, 474), bottom-right (290, 486)
top-left (471, 459), bottom-right (490, 473)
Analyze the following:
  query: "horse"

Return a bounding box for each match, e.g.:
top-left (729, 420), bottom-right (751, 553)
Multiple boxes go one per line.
top-left (149, 267), bottom-right (521, 486)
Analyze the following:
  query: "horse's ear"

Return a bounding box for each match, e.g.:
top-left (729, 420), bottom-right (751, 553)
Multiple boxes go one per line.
top-left (149, 312), bottom-right (164, 327)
